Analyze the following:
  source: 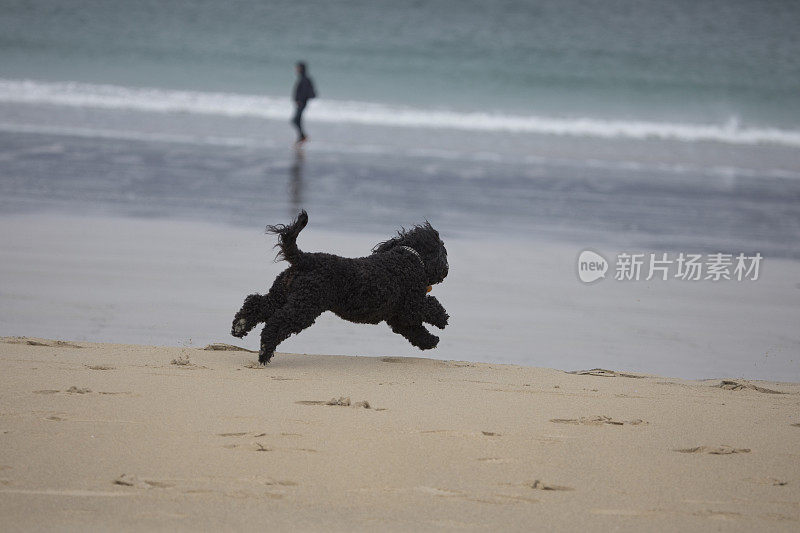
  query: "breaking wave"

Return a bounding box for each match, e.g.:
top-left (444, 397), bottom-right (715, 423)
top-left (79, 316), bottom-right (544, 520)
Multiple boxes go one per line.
top-left (2, 79), bottom-right (800, 147)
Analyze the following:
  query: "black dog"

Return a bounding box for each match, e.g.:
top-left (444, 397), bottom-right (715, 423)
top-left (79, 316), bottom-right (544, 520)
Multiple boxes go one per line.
top-left (231, 211), bottom-right (449, 364)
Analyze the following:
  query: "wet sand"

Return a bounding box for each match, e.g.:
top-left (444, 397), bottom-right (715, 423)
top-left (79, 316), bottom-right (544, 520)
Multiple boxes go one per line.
top-left (2, 213), bottom-right (799, 381)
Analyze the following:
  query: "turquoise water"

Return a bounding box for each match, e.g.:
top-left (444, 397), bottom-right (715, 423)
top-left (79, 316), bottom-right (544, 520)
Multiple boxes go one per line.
top-left (2, 0), bottom-right (799, 128)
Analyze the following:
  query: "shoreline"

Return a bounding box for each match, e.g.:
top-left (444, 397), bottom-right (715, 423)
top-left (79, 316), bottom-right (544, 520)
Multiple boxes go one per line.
top-left (4, 335), bottom-right (799, 386)
top-left (2, 213), bottom-right (799, 382)
top-left (1, 336), bottom-right (798, 531)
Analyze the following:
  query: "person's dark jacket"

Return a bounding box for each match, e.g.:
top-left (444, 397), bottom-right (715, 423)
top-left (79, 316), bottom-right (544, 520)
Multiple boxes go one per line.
top-left (294, 75), bottom-right (316, 106)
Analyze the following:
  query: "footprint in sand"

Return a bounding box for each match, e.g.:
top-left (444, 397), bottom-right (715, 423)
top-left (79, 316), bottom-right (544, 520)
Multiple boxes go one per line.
top-left (591, 508), bottom-right (653, 517)
top-left (296, 397), bottom-right (371, 408)
top-left (220, 442), bottom-right (270, 451)
top-left (529, 480), bottom-right (574, 491)
top-left (242, 363), bottom-right (297, 373)
top-left (2, 337), bottom-right (83, 349)
top-left (169, 357), bottom-right (209, 369)
top-left (673, 445), bottom-right (750, 455)
top-left (203, 343), bottom-right (257, 353)
top-left (568, 368), bottom-right (645, 378)
top-left (468, 494), bottom-right (539, 505)
top-left (0, 465), bottom-right (12, 484)
top-left (264, 479), bottom-right (298, 486)
top-left (223, 441), bottom-right (316, 453)
top-left (692, 509), bottom-right (741, 520)
top-left (35, 387), bottom-right (98, 395)
top-left (141, 480), bottom-right (174, 488)
top-left (414, 486), bottom-right (537, 505)
top-left (218, 431), bottom-right (299, 439)
top-left (550, 416), bottom-right (646, 426)
top-left (420, 429), bottom-right (500, 438)
top-left (415, 486), bottom-right (465, 497)
top-left (714, 380), bottom-right (785, 394)
top-left (113, 474), bottom-right (174, 489)
top-left (747, 477), bottom-right (787, 486)
top-left (381, 357), bottom-right (471, 367)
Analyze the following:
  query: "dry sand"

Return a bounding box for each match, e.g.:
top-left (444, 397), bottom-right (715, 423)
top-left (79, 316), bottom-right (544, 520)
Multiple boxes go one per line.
top-left (1, 337), bottom-right (798, 531)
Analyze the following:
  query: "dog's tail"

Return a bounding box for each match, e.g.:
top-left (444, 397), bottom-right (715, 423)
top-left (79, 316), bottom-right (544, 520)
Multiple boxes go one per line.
top-left (266, 210), bottom-right (308, 264)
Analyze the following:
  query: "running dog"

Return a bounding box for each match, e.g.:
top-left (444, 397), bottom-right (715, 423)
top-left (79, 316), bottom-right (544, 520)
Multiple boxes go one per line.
top-left (231, 211), bottom-right (449, 364)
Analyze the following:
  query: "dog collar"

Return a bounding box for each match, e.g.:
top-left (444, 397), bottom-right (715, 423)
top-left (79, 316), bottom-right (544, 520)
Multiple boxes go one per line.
top-left (399, 246), bottom-right (424, 266)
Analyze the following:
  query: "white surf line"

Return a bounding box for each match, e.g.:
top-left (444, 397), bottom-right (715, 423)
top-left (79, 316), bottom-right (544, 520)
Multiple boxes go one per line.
top-left (3, 79), bottom-right (800, 147)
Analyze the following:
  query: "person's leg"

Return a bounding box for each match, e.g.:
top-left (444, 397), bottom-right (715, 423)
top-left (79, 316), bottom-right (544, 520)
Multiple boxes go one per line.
top-left (292, 103), bottom-right (306, 142)
top-left (291, 105), bottom-right (301, 138)
top-left (297, 104), bottom-right (306, 141)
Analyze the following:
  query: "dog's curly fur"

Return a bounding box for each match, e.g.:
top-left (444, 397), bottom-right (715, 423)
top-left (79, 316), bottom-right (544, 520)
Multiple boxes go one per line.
top-left (231, 210), bottom-right (450, 364)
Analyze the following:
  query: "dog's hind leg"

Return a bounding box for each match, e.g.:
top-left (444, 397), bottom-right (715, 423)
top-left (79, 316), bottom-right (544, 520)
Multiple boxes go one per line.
top-left (231, 272), bottom-right (292, 338)
top-left (387, 319), bottom-right (440, 350)
top-left (257, 295), bottom-right (324, 364)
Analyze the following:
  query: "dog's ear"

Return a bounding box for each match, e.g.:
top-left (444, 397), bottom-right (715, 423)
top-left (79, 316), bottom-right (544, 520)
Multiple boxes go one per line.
top-left (372, 227), bottom-right (408, 254)
top-left (372, 236), bottom-right (400, 254)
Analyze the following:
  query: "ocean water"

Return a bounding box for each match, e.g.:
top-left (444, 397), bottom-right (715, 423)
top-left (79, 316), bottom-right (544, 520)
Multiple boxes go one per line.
top-left (2, 0), bottom-right (800, 131)
top-left (1, 0), bottom-right (799, 378)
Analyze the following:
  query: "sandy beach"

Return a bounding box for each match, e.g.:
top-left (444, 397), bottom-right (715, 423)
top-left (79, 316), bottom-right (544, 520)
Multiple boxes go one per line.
top-left (3, 1), bottom-right (800, 531)
top-left (1, 336), bottom-right (798, 531)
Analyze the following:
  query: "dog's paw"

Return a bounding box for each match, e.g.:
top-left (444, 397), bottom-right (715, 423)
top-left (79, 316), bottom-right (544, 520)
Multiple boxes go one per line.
top-left (430, 313), bottom-right (449, 330)
top-left (417, 334), bottom-right (440, 350)
top-left (231, 318), bottom-right (249, 338)
top-left (258, 346), bottom-right (274, 364)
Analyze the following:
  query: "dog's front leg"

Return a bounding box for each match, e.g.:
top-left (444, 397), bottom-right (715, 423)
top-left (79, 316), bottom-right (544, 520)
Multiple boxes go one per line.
top-left (422, 296), bottom-right (449, 330)
top-left (387, 320), bottom-right (439, 350)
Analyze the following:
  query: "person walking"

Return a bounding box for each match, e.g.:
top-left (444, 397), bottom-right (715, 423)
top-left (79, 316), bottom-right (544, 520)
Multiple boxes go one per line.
top-left (292, 61), bottom-right (316, 145)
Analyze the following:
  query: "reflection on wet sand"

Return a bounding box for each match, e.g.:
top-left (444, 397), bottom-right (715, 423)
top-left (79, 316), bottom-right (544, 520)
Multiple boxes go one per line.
top-left (289, 148), bottom-right (304, 215)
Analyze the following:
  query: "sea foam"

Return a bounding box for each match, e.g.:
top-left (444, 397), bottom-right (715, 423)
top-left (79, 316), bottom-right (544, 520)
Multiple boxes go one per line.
top-left (2, 79), bottom-right (800, 147)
